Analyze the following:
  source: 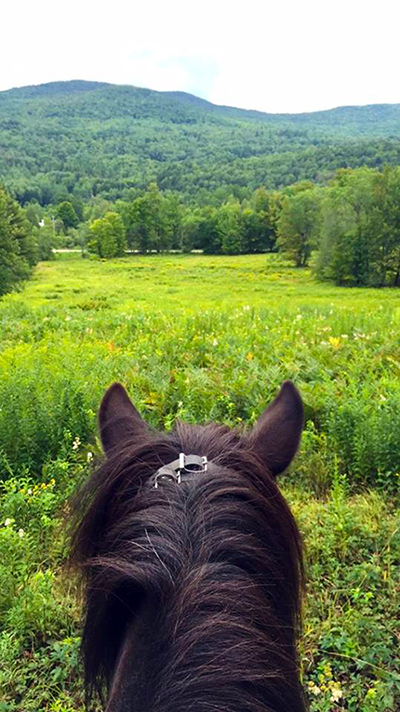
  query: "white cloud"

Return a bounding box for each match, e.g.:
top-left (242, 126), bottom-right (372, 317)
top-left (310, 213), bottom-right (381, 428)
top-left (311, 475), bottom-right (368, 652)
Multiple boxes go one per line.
top-left (1, 0), bottom-right (399, 112)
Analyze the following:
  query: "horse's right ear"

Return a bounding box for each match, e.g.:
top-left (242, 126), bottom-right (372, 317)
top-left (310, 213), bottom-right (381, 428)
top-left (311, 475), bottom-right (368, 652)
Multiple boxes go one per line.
top-left (99, 383), bottom-right (147, 456)
top-left (248, 381), bottom-right (304, 477)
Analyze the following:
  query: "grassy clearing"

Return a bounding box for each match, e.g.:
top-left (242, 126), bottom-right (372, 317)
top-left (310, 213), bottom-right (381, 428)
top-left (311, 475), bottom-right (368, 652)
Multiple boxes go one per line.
top-left (0, 253), bottom-right (399, 711)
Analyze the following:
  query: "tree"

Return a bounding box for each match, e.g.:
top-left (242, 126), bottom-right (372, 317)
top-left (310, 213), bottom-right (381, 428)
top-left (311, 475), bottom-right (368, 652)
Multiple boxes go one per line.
top-left (57, 201), bottom-right (79, 232)
top-left (33, 220), bottom-right (55, 260)
top-left (276, 188), bottom-right (322, 266)
top-left (317, 167), bottom-right (400, 286)
top-left (88, 212), bottom-right (126, 258)
top-left (248, 187), bottom-right (276, 251)
top-left (217, 200), bottom-right (243, 255)
top-left (317, 169), bottom-right (378, 285)
top-left (369, 167), bottom-right (400, 286)
top-left (0, 187), bottom-right (37, 295)
top-left (121, 184), bottom-right (175, 253)
top-left (179, 208), bottom-right (202, 252)
top-left (25, 201), bottom-right (43, 228)
top-left (198, 207), bottom-right (221, 254)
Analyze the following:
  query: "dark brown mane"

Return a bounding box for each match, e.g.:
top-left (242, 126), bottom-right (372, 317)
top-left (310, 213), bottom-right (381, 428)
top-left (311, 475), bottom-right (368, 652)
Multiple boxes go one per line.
top-left (70, 382), bottom-right (306, 712)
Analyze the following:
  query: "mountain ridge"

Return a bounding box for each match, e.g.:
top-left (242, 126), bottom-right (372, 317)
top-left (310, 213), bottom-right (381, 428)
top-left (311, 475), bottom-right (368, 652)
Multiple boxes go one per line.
top-left (2, 79), bottom-right (400, 124)
top-left (1, 80), bottom-right (399, 205)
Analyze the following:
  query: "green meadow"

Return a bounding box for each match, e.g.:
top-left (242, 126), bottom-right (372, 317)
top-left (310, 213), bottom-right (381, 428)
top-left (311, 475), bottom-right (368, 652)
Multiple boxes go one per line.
top-left (0, 253), bottom-right (399, 711)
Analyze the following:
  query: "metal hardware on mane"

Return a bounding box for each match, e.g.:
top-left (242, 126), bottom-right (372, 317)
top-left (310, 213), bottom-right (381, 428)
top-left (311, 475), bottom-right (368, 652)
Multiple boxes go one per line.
top-left (149, 453), bottom-right (208, 488)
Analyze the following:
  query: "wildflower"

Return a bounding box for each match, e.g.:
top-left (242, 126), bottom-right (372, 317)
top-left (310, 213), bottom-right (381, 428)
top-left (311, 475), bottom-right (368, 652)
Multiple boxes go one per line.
top-left (309, 684), bottom-right (322, 696)
top-left (87, 451), bottom-right (93, 463)
top-left (18, 529), bottom-right (24, 538)
top-left (27, 489), bottom-right (33, 495)
top-left (213, 339), bottom-right (218, 346)
top-left (4, 518), bottom-right (12, 527)
top-left (329, 336), bottom-right (341, 349)
top-left (330, 688), bottom-right (343, 703)
top-left (72, 436), bottom-right (81, 451)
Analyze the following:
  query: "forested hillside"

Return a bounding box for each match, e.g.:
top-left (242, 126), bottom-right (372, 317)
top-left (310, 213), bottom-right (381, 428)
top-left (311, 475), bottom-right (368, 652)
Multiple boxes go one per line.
top-left (1, 80), bottom-right (400, 205)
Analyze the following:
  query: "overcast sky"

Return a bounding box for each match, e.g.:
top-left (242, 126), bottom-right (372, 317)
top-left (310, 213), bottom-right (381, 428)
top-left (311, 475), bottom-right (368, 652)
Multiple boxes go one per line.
top-left (1, 0), bottom-right (399, 113)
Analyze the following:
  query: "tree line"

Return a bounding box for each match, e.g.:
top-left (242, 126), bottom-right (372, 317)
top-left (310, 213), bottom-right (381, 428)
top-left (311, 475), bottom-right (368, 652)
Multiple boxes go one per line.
top-left (277, 167), bottom-right (400, 286)
top-left (2, 165), bottom-right (400, 295)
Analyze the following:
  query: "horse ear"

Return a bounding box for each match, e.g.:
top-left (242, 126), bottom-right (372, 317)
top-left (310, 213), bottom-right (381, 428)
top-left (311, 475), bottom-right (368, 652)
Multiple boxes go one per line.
top-left (99, 382), bottom-right (147, 456)
top-left (249, 381), bottom-right (304, 477)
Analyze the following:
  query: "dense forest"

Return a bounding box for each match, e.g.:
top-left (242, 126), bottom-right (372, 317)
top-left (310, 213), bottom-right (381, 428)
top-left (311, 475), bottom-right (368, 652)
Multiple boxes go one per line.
top-left (1, 81), bottom-right (400, 205)
top-left (2, 81), bottom-right (400, 292)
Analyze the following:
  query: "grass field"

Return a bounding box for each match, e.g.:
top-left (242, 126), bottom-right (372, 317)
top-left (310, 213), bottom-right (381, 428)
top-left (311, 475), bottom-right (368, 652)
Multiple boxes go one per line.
top-left (0, 253), bottom-right (399, 711)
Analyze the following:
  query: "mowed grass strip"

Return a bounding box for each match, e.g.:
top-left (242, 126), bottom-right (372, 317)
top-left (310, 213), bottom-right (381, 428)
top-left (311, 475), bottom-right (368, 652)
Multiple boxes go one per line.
top-left (0, 253), bottom-right (399, 711)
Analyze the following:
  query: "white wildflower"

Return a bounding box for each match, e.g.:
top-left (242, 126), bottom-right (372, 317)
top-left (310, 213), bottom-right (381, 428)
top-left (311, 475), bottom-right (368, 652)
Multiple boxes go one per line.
top-left (310, 684), bottom-right (321, 696)
top-left (213, 338), bottom-right (218, 346)
top-left (86, 451), bottom-right (93, 463)
top-left (72, 436), bottom-right (81, 451)
top-left (330, 688), bottom-right (343, 702)
top-left (18, 529), bottom-right (24, 538)
top-left (27, 489), bottom-right (33, 495)
top-left (4, 518), bottom-right (12, 527)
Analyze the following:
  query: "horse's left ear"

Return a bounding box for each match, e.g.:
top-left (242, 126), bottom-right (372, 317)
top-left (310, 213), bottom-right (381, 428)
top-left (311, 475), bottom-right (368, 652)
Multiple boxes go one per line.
top-left (99, 382), bottom-right (147, 456)
top-left (248, 381), bottom-right (304, 477)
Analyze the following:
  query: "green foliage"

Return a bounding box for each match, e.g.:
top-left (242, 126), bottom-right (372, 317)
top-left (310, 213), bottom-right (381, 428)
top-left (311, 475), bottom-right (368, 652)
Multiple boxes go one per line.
top-left (277, 186), bottom-right (322, 266)
top-left (294, 480), bottom-right (400, 711)
top-left (88, 211), bottom-right (126, 258)
top-left (0, 187), bottom-right (37, 296)
top-left (119, 183), bottom-right (176, 252)
top-left (2, 81), bottom-right (400, 206)
top-left (316, 167), bottom-right (400, 286)
top-left (34, 221), bottom-right (56, 260)
top-left (1, 254), bottom-right (400, 489)
top-left (57, 202), bottom-right (79, 232)
top-left (0, 468), bottom-right (85, 710)
top-left (217, 200), bottom-right (243, 254)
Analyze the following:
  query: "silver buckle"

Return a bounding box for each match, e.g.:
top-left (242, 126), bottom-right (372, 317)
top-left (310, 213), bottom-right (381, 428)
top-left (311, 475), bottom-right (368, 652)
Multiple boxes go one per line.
top-left (152, 454), bottom-right (208, 488)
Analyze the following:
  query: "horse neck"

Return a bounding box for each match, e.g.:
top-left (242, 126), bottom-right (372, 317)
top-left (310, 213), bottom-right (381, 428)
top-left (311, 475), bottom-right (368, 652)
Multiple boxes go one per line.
top-left (104, 564), bottom-right (305, 712)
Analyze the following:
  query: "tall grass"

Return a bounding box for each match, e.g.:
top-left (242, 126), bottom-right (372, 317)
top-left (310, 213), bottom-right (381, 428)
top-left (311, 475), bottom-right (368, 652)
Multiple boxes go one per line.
top-left (1, 254), bottom-right (399, 490)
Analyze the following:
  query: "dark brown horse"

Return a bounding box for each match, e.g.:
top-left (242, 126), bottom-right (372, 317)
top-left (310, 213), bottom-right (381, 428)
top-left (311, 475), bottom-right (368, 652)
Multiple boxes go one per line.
top-left (71, 380), bottom-right (306, 711)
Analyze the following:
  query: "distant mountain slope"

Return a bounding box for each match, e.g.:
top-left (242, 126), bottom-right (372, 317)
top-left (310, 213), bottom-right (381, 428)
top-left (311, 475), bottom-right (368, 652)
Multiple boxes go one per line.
top-left (0, 80), bottom-right (399, 204)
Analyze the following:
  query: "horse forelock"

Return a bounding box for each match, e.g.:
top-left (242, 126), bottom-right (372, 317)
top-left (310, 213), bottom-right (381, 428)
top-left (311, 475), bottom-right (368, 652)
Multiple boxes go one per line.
top-left (70, 421), bottom-right (305, 712)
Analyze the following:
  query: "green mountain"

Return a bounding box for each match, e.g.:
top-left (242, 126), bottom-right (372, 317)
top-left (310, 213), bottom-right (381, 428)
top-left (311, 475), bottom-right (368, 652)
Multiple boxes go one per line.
top-left (0, 80), bottom-right (399, 204)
